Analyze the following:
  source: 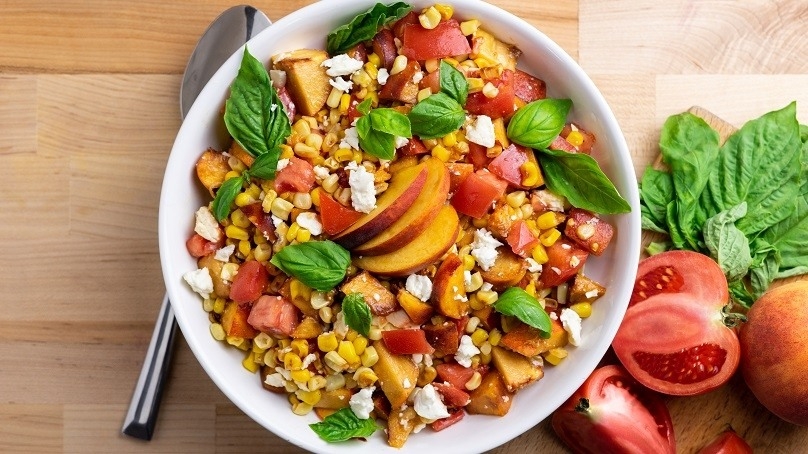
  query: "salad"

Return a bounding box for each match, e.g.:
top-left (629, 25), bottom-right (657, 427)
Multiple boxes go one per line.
top-left (182, 2), bottom-right (629, 447)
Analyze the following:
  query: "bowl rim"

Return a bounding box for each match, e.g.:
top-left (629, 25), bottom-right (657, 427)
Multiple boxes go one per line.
top-left (159, 0), bottom-right (641, 452)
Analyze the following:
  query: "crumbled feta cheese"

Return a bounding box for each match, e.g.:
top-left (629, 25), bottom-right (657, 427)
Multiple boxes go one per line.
top-left (561, 242), bottom-right (572, 250)
top-left (194, 206), bottom-right (221, 242)
top-left (339, 126), bottom-right (360, 150)
top-left (264, 372), bottom-right (285, 388)
top-left (329, 76), bottom-right (353, 92)
top-left (403, 378), bottom-right (411, 389)
top-left (470, 228), bottom-right (503, 271)
top-left (394, 136), bottom-right (409, 149)
top-left (349, 386), bottom-right (375, 419)
top-left (296, 212), bottom-right (323, 236)
top-left (463, 270), bottom-right (472, 287)
top-left (183, 268), bottom-right (213, 299)
top-left (454, 335), bottom-right (481, 368)
top-left (464, 115), bottom-right (496, 148)
top-left (313, 165), bottom-right (330, 180)
top-left (423, 354), bottom-right (433, 367)
top-left (560, 308), bottom-right (583, 346)
top-left (346, 161), bottom-right (377, 213)
top-left (214, 244), bottom-right (235, 262)
top-left (569, 255), bottom-right (580, 267)
top-left (481, 282), bottom-right (493, 292)
top-left (276, 158), bottom-right (290, 171)
top-left (269, 69), bottom-right (286, 88)
top-left (271, 215), bottom-right (284, 228)
top-left (301, 353), bottom-right (317, 369)
top-left (412, 353), bottom-right (423, 364)
top-left (334, 312), bottom-right (349, 337)
top-left (534, 190), bottom-right (567, 212)
top-left (220, 264), bottom-right (237, 282)
top-left (550, 311), bottom-right (558, 321)
top-left (412, 71), bottom-right (424, 84)
top-left (377, 67), bottom-right (390, 85)
top-left (526, 257), bottom-right (542, 273)
top-left (405, 274), bottom-right (433, 302)
top-left (413, 384), bottom-right (450, 420)
top-left (321, 54), bottom-right (363, 77)
top-left (585, 289), bottom-right (600, 299)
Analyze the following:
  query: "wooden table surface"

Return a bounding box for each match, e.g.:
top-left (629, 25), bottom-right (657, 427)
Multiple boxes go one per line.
top-left (3, 1), bottom-right (807, 452)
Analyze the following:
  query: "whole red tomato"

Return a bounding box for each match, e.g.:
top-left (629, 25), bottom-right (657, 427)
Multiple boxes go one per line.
top-left (697, 430), bottom-right (753, 454)
top-left (612, 251), bottom-right (740, 395)
top-left (551, 365), bottom-right (676, 454)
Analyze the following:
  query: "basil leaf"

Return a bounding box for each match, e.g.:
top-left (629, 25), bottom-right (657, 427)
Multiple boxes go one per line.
top-left (326, 2), bottom-right (412, 55)
top-left (224, 47), bottom-right (291, 159)
top-left (248, 150), bottom-right (281, 180)
top-left (537, 149), bottom-right (631, 214)
top-left (439, 60), bottom-right (468, 105)
top-left (357, 119), bottom-right (396, 160)
top-left (211, 174), bottom-right (245, 221)
top-left (639, 167), bottom-right (673, 233)
top-left (729, 280), bottom-right (755, 308)
top-left (748, 238), bottom-right (781, 300)
top-left (309, 407), bottom-right (377, 443)
top-left (409, 93), bottom-right (465, 139)
top-left (369, 108), bottom-right (411, 138)
top-left (270, 240), bottom-right (350, 291)
top-left (356, 98), bottom-right (372, 116)
top-left (762, 185), bottom-right (808, 279)
top-left (703, 202), bottom-right (752, 282)
top-left (342, 293), bottom-right (371, 337)
top-left (507, 99), bottom-right (572, 149)
top-left (493, 287), bottom-right (551, 337)
top-left (645, 241), bottom-right (670, 256)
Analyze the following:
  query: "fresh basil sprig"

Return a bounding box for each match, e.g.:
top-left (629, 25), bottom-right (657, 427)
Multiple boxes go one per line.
top-left (310, 407), bottom-right (378, 442)
top-left (212, 175), bottom-right (246, 221)
top-left (342, 293), bottom-right (371, 337)
top-left (270, 240), bottom-right (351, 291)
top-left (409, 62), bottom-right (468, 139)
top-left (493, 287), bottom-right (552, 338)
top-left (537, 149), bottom-right (631, 214)
top-left (326, 2), bottom-right (411, 55)
top-left (508, 98), bottom-right (572, 149)
top-left (355, 99), bottom-right (411, 159)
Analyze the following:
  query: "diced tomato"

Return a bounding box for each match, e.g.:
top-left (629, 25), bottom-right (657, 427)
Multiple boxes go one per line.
top-left (379, 60), bottom-right (420, 104)
top-left (274, 157), bottom-right (315, 194)
top-left (431, 409), bottom-right (465, 432)
top-left (423, 321), bottom-right (460, 356)
top-left (489, 143), bottom-right (532, 188)
top-left (512, 69), bottom-right (546, 103)
top-left (564, 208), bottom-right (614, 256)
top-left (381, 329), bottom-right (435, 355)
top-left (560, 124), bottom-right (596, 154)
top-left (435, 363), bottom-right (475, 390)
top-left (466, 142), bottom-right (490, 170)
top-left (539, 239), bottom-right (589, 288)
top-left (507, 220), bottom-right (539, 258)
top-left (465, 69), bottom-right (515, 119)
top-left (346, 95), bottom-right (362, 124)
top-left (392, 11), bottom-right (420, 39)
top-left (372, 28), bottom-right (397, 70)
top-left (276, 86), bottom-right (296, 122)
top-left (186, 233), bottom-right (223, 258)
top-left (418, 69), bottom-right (441, 94)
top-left (240, 202), bottom-right (277, 241)
top-left (432, 382), bottom-right (471, 407)
top-left (446, 162), bottom-right (473, 193)
top-left (450, 170), bottom-right (507, 219)
top-left (229, 260), bottom-right (269, 304)
top-left (247, 295), bottom-right (299, 337)
top-left (548, 135), bottom-right (577, 152)
top-left (346, 43), bottom-right (368, 63)
top-left (401, 19), bottom-right (472, 61)
top-left (319, 193), bottom-right (363, 236)
top-left (399, 137), bottom-right (429, 156)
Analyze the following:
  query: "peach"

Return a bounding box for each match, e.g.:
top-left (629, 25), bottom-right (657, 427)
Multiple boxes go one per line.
top-left (740, 280), bottom-right (808, 426)
top-left (432, 253), bottom-right (469, 319)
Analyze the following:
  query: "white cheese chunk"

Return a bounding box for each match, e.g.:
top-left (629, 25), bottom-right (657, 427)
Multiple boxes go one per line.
top-left (413, 384), bottom-right (450, 420)
top-left (269, 69), bottom-right (286, 88)
top-left (377, 67), bottom-right (390, 85)
top-left (560, 308), bottom-right (583, 346)
top-left (339, 126), bottom-right (360, 150)
top-left (296, 212), bottom-right (323, 236)
top-left (394, 135), bottom-right (409, 149)
top-left (346, 161), bottom-right (377, 213)
top-left (454, 335), bottom-right (481, 368)
top-left (329, 76), bottom-right (353, 92)
top-left (183, 267), bottom-right (213, 299)
top-left (349, 386), bottom-right (376, 419)
top-left (405, 274), bottom-right (433, 302)
top-left (214, 244), bottom-right (235, 262)
top-left (313, 165), bottom-right (330, 180)
top-left (321, 54), bottom-right (363, 77)
top-left (276, 158), bottom-right (290, 171)
top-left (194, 206), bottom-right (222, 242)
top-left (470, 228), bottom-right (502, 271)
top-left (526, 257), bottom-right (543, 273)
top-left (464, 115), bottom-right (496, 148)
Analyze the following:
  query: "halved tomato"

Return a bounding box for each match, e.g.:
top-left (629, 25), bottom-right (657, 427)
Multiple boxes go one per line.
top-left (696, 430), bottom-right (753, 454)
top-left (630, 250), bottom-right (729, 306)
top-left (551, 365), bottom-right (676, 454)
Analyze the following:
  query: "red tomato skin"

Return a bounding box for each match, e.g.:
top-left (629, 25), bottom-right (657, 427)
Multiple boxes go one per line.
top-left (539, 239), bottom-right (589, 288)
top-left (450, 170), bottom-right (507, 219)
top-left (507, 220), bottom-right (539, 258)
top-left (372, 28), bottom-right (397, 70)
top-left (229, 260), bottom-right (269, 304)
top-left (446, 162), bottom-right (473, 193)
top-left (630, 250), bottom-right (729, 307)
top-left (612, 293), bottom-right (739, 396)
top-left (432, 382), bottom-right (471, 407)
top-left (696, 431), bottom-right (753, 454)
top-left (399, 137), bottom-right (429, 156)
top-left (512, 69), bottom-right (546, 103)
top-left (431, 409), bottom-right (464, 432)
top-left (276, 86), bottom-right (296, 121)
top-left (401, 19), bottom-right (471, 61)
top-left (381, 329), bottom-right (436, 355)
top-left (274, 157), bottom-right (315, 194)
top-left (319, 193), bottom-right (363, 236)
top-left (489, 143), bottom-right (530, 188)
top-left (247, 295), bottom-right (299, 337)
top-left (549, 135), bottom-right (577, 152)
top-left (465, 70), bottom-right (516, 119)
top-left (435, 363), bottom-right (475, 390)
top-left (392, 11), bottom-right (419, 39)
top-left (466, 142), bottom-right (491, 170)
top-left (552, 365), bottom-right (676, 454)
top-left (186, 233), bottom-right (222, 258)
top-left (418, 69), bottom-right (441, 94)
top-left (564, 208), bottom-right (614, 256)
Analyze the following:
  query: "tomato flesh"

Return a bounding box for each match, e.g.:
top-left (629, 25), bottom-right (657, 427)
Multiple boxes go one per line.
top-left (382, 329), bottom-right (435, 355)
top-left (247, 295), bottom-right (298, 337)
top-left (507, 220), bottom-right (538, 258)
top-left (696, 430), bottom-right (753, 454)
top-left (432, 382), bottom-right (471, 407)
top-left (401, 19), bottom-right (471, 61)
top-left (512, 69), bottom-right (546, 103)
top-left (240, 202), bottom-right (277, 241)
top-left (431, 409), bottom-right (464, 432)
top-left (435, 363), bottom-right (475, 390)
top-left (229, 260), bottom-right (269, 304)
top-left (539, 239), bottom-right (589, 288)
top-left (552, 365), bottom-right (676, 454)
top-left (630, 250), bottom-right (728, 307)
top-left (489, 143), bottom-right (530, 188)
top-left (465, 69), bottom-right (516, 119)
top-left (274, 157), bottom-right (315, 194)
top-left (186, 233), bottom-right (222, 258)
top-left (319, 193), bottom-right (363, 236)
top-left (450, 170), bottom-right (507, 219)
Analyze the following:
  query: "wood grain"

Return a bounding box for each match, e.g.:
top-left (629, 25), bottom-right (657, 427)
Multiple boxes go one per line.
top-left (2, 1), bottom-right (807, 453)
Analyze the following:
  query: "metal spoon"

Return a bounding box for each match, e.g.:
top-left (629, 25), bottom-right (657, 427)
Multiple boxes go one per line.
top-left (122, 5), bottom-right (271, 441)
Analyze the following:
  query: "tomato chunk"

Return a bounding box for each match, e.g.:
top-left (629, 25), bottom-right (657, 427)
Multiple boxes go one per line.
top-left (319, 193), bottom-right (363, 236)
top-left (507, 220), bottom-right (539, 258)
top-left (247, 295), bottom-right (299, 337)
top-left (446, 162), bottom-right (473, 193)
top-left (240, 202), bottom-right (277, 241)
top-left (548, 135), bottom-right (577, 152)
top-left (274, 157), bottom-right (315, 194)
top-left (229, 260), bottom-right (269, 304)
top-left (186, 233), bottom-right (223, 258)
top-left (418, 69), bottom-right (441, 94)
top-left (401, 19), bottom-right (472, 61)
top-left (379, 60), bottom-right (420, 104)
top-left (276, 86), bottom-right (296, 122)
top-left (381, 329), bottom-right (435, 355)
top-left (450, 170), bottom-right (507, 218)
top-left (435, 363), bottom-right (475, 390)
top-left (432, 382), bottom-right (471, 407)
top-left (512, 69), bottom-right (546, 103)
top-left (431, 409), bottom-right (465, 432)
top-left (399, 137), bottom-right (429, 156)
top-left (489, 143), bottom-right (531, 188)
top-left (564, 208), bottom-right (614, 256)
top-left (466, 142), bottom-right (490, 170)
top-left (539, 239), bottom-right (589, 288)
top-left (465, 69), bottom-right (515, 119)
top-left (392, 11), bottom-right (419, 39)
top-left (372, 28), bottom-right (397, 70)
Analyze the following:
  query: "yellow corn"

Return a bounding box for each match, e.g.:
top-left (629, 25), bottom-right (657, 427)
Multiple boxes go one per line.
top-left (290, 339), bottom-right (309, 358)
top-left (285, 222), bottom-right (300, 243)
top-left (525, 281), bottom-right (537, 297)
top-left (292, 402), bottom-right (313, 416)
top-left (505, 191), bottom-right (526, 209)
top-left (465, 371), bottom-right (482, 390)
top-left (417, 87), bottom-right (432, 102)
top-left (460, 19), bottom-right (480, 36)
top-left (486, 144), bottom-right (503, 158)
top-left (368, 52), bottom-right (381, 67)
top-left (368, 326), bottom-right (382, 341)
top-left (233, 192), bottom-right (255, 208)
top-left (291, 192), bottom-right (312, 210)
top-left (468, 293), bottom-right (485, 311)
top-left (271, 197), bottom-right (294, 220)
top-left (537, 212), bottom-right (561, 230)
top-left (417, 365), bottom-right (438, 387)
top-left (308, 375), bottom-right (327, 392)
top-left (520, 161), bottom-right (543, 187)
top-left (334, 148), bottom-right (354, 162)
top-left (364, 90), bottom-right (379, 107)
top-left (360, 345), bottom-right (379, 367)
top-left (566, 130), bottom-right (584, 147)
top-left (230, 209), bottom-right (250, 228)
top-left (465, 272), bottom-right (483, 293)
top-left (531, 243), bottom-right (549, 264)
top-left (391, 55), bottom-right (408, 75)
top-left (462, 254), bottom-right (476, 271)
top-left (493, 117), bottom-right (509, 147)
top-left (318, 332), bottom-right (339, 352)
top-left (210, 323), bottom-right (226, 341)
top-left (294, 143), bottom-right (320, 159)
top-left (424, 58), bottom-right (440, 73)
top-left (305, 133), bottom-right (324, 151)
top-left (442, 132), bottom-right (458, 148)
top-left (443, 57), bottom-right (460, 68)
top-left (255, 243), bottom-right (273, 262)
top-left (296, 228), bottom-right (312, 243)
top-left (419, 6), bottom-right (441, 30)
top-left (570, 302), bottom-right (593, 318)
top-left (323, 350), bottom-right (348, 372)
top-left (284, 352), bottom-right (303, 371)
top-left (339, 93), bottom-right (351, 114)
top-left (354, 367), bottom-right (379, 388)
top-left (467, 77), bottom-right (484, 93)
top-left (203, 298), bottom-right (214, 312)
top-left (539, 228), bottom-right (561, 247)
top-left (228, 155), bottom-right (247, 172)
top-left (321, 174), bottom-right (340, 194)
top-left (326, 86), bottom-right (342, 108)
top-left (225, 225), bottom-right (249, 241)
top-left (279, 144), bottom-right (295, 160)
top-left (291, 368), bottom-right (313, 384)
top-left (352, 336), bottom-right (368, 356)
top-left (471, 217), bottom-right (487, 228)
top-left (242, 352), bottom-right (260, 373)
top-left (477, 289), bottom-right (499, 305)
top-left (434, 3), bottom-right (453, 19)
top-left (470, 328), bottom-right (488, 346)
top-left (224, 170), bottom-right (241, 181)
top-left (544, 348), bottom-right (568, 366)
top-left (238, 240), bottom-right (252, 257)
top-left (474, 57), bottom-right (495, 68)
top-left (296, 389), bottom-right (321, 406)
top-left (431, 144), bottom-right (451, 162)
top-left (246, 183), bottom-right (261, 199)
top-left (488, 329), bottom-right (502, 347)
top-left (352, 69), bottom-right (373, 87)
top-left (363, 61), bottom-right (378, 79)
top-left (310, 188), bottom-right (322, 207)
top-left (338, 340), bottom-right (360, 366)
top-left (319, 306), bottom-right (333, 324)
top-left (253, 332), bottom-right (274, 350)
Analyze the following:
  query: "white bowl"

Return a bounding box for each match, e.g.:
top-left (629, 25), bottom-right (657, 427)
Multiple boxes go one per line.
top-left (159, 0), bottom-right (641, 452)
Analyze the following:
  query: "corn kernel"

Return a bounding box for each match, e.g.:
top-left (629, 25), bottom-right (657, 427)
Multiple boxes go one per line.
top-left (419, 6), bottom-right (441, 30)
top-left (486, 144), bottom-right (503, 158)
top-left (292, 402), bottom-right (313, 416)
top-left (535, 212), bottom-right (558, 230)
top-left (368, 326), bottom-right (382, 341)
top-left (323, 350), bottom-right (349, 372)
top-left (468, 293), bottom-right (485, 311)
top-left (465, 371), bottom-right (482, 390)
top-left (279, 144), bottom-right (295, 159)
top-left (460, 19), bottom-right (480, 36)
top-left (520, 161), bottom-right (543, 187)
top-left (238, 239), bottom-right (252, 257)
top-left (434, 3), bottom-right (453, 19)
top-left (270, 197), bottom-right (294, 220)
top-left (213, 297), bottom-right (226, 314)
top-left (284, 353), bottom-right (302, 371)
top-left (368, 52), bottom-right (381, 67)
top-left (482, 82), bottom-right (500, 99)
top-left (290, 369), bottom-right (313, 384)
top-left (525, 281), bottom-right (537, 298)
top-left (294, 142), bottom-right (320, 159)
top-left (488, 328), bottom-right (502, 347)
top-left (417, 366), bottom-right (438, 387)
top-left (505, 191), bottom-right (526, 209)
top-left (539, 228), bottom-right (561, 247)
top-left (210, 323), bottom-right (225, 341)
top-left (474, 57), bottom-right (494, 68)
top-left (442, 132), bottom-right (458, 148)
top-left (391, 55), bottom-right (408, 75)
top-left (470, 328), bottom-right (488, 346)
top-left (227, 336), bottom-right (248, 350)
top-left (253, 332), bottom-right (274, 350)
top-left (326, 86), bottom-right (342, 108)
top-left (285, 222), bottom-right (300, 243)
top-left (431, 144), bottom-right (451, 162)
top-left (477, 289), bottom-right (499, 305)
top-left (471, 217), bottom-right (487, 228)
top-left (338, 93), bottom-right (351, 113)
top-left (296, 227), bottom-right (312, 243)
top-left (570, 302), bottom-right (593, 318)
top-left (310, 187), bottom-right (322, 207)
top-left (352, 69), bottom-right (373, 87)
top-left (325, 373), bottom-right (346, 391)
top-left (318, 332), bottom-right (338, 352)
top-left (308, 375), bottom-right (327, 392)
top-left (334, 148), bottom-right (354, 163)
top-left (425, 58), bottom-right (440, 73)
top-left (338, 340), bottom-right (360, 366)
top-left (360, 345), bottom-right (379, 367)
top-left (228, 155), bottom-right (247, 172)
top-left (202, 298), bottom-right (214, 312)
top-left (354, 367), bottom-right (379, 388)
top-left (319, 306), bottom-right (334, 324)
top-left (290, 339), bottom-right (309, 358)
top-left (416, 87), bottom-right (432, 102)
top-left (242, 352), bottom-right (260, 373)
top-left (479, 341), bottom-right (492, 356)
top-left (224, 170), bottom-right (241, 181)
top-left (462, 254), bottom-right (476, 271)
top-left (352, 336), bottom-right (368, 356)
top-left (364, 91), bottom-right (379, 107)
top-left (363, 61), bottom-right (378, 79)
top-left (225, 225), bottom-right (249, 241)
top-left (493, 117), bottom-right (509, 147)
top-left (467, 77), bottom-right (484, 93)
top-left (566, 130), bottom-right (584, 147)
top-left (465, 271), bottom-right (483, 293)
top-left (544, 348), bottom-right (568, 366)
top-left (230, 209), bottom-right (250, 229)
top-left (296, 389), bottom-right (322, 406)
top-left (465, 316), bottom-right (481, 334)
